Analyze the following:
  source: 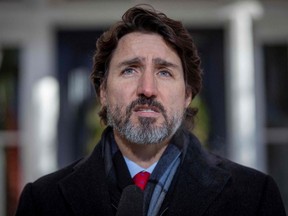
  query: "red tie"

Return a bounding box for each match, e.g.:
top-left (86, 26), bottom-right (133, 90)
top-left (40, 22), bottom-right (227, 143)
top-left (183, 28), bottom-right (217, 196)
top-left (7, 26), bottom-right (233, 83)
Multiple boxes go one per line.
top-left (133, 171), bottom-right (150, 190)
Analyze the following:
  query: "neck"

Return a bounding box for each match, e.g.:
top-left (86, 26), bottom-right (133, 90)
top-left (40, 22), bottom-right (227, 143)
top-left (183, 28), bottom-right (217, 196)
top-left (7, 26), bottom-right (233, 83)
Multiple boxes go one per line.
top-left (113, 129), bottom-right (170, 169)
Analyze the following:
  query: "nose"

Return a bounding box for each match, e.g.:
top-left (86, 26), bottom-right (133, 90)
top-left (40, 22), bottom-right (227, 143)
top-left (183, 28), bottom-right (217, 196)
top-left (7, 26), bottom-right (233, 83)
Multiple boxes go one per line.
top-left (136, 70), bottom-right (158, 98)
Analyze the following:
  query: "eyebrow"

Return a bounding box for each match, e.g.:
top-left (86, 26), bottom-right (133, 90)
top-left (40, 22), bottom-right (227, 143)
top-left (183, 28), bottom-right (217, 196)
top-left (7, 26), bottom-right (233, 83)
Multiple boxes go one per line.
top-left (117, 57), bottom-right (180, 69)
top-left (152, 58), bottom-right (180, 69)
top-left (117, 57), bottom-right (143, 68)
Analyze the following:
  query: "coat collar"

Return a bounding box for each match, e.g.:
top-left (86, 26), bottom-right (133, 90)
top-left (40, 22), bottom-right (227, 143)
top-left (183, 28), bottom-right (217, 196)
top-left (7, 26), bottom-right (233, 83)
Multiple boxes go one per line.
top-left (163, 129), bottom-right (231, 216)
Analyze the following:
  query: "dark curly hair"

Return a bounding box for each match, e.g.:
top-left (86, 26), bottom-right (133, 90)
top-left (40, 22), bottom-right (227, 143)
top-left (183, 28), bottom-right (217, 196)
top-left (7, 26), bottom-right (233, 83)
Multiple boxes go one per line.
top-left (91, 5), bottom-right (202, 129)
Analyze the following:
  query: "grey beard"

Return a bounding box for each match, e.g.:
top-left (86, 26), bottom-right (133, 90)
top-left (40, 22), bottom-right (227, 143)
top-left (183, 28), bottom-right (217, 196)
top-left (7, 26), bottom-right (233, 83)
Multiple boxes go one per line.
top-left (107, 105), bottom-right (183, 145)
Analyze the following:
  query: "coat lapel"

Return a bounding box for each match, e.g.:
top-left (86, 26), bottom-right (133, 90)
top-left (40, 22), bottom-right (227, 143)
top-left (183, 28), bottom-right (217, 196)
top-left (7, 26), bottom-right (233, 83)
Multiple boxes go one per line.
top-left (166, 131), bottom-right (231, 216)
top-left (58, 144), bottom-right (114, 216)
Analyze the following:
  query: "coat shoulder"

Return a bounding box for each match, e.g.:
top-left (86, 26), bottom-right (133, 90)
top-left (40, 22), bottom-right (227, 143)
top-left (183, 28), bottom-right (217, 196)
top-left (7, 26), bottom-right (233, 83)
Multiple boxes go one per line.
top-left (15, 159), bottom-right (85, 216)
top-left (34, 159), bottom-right (81, 186)
top-left (211, 153), bottom-right (266, 181)
top-left (204, 152), bottom-right (286, 215)
top-left (181, 131), bottom-right (286, 215)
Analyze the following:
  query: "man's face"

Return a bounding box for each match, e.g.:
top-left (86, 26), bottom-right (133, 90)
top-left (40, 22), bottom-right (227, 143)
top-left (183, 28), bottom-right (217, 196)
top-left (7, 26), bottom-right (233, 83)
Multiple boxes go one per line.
top-left (100, 32), bottom-right (192, 145)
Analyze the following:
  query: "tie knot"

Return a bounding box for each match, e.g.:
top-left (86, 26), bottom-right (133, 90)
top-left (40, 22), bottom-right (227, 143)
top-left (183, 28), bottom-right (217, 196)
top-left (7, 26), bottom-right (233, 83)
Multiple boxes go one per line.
top-left (133, 171), bottom-right (150, 190)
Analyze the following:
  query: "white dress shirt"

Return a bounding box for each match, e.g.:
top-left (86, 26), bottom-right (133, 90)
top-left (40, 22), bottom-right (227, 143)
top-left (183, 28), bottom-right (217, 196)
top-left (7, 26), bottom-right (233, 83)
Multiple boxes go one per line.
top-left (124, 156), bottom-right (158, 178)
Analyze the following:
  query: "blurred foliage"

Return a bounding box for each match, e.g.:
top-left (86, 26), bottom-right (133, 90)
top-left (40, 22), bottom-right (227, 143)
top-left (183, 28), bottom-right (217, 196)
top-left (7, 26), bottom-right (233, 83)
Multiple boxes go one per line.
top-left (84, 102), bottom-right (105, 154)
top-left (190, 95), bottom-right (210, 147)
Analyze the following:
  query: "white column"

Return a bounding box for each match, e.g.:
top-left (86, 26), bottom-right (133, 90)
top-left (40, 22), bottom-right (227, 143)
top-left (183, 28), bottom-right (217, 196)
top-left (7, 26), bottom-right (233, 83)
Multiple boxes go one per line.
top-left (20, 18), bottom-right (58, 185)
top-left (225, 1), bottom-right (263, 168)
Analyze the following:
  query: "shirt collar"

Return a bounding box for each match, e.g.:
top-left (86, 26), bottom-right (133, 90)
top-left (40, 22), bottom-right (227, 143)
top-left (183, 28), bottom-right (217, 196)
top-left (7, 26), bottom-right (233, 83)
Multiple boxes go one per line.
top-left (124, 156), bottom-right (158, 178)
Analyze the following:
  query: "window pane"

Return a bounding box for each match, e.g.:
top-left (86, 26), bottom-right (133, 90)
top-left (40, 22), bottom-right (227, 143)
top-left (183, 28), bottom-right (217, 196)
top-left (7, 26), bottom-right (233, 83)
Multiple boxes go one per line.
top-left (0, 47), bottom-right (20, 216)
top-left (0, 48), bottom-right (19, 131)
top-left (264, 45), bottom-right (288, 127)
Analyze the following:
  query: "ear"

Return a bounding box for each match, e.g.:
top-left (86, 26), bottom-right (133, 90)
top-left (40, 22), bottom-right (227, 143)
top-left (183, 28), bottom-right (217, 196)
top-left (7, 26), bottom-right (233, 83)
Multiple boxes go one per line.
top-left (184, 88), bottom-right (192, 108)
top-left (100, 84), bottom-right (107, 106)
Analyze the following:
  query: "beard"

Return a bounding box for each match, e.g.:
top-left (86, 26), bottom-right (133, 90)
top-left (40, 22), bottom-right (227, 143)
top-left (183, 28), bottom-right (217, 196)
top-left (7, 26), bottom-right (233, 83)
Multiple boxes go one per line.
top-left (106, 96), bottom-right (184, 145)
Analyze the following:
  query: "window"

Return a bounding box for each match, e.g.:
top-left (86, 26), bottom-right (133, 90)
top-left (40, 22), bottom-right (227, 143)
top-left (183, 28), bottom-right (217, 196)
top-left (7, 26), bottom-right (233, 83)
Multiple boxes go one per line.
top-left (0, 47), bottom-right (20, 216)
top-left (264, 44), bottom-right (288, 212)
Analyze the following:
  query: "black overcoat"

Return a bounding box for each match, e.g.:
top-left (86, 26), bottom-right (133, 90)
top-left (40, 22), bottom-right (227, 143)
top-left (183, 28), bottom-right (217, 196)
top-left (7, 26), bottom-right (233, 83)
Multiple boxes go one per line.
top-left (15, 129), bottom-right (286, 216)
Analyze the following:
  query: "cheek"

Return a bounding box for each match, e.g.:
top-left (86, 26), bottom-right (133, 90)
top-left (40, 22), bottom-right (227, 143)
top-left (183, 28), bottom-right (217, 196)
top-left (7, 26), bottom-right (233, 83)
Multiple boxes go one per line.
top-left (106, 85), bottom-right (132, 108)
top-left (169, 88), bottom-right (188, 107)
top-left (163, 97), bottom-right (186, 118)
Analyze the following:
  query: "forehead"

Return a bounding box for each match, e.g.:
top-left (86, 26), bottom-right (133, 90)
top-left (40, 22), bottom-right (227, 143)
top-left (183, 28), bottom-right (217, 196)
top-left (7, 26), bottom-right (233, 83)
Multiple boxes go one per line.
top-left (109, 32), bottom-right (182, 67)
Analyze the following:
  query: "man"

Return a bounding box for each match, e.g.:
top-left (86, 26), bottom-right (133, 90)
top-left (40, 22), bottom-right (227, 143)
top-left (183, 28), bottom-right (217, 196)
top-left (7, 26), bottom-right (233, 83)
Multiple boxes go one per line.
top-left (16, 5), bottom-right (286, 216)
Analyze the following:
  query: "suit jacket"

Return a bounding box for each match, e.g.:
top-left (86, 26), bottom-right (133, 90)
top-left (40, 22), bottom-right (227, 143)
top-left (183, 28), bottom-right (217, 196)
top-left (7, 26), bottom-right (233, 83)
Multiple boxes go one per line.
top-left (15, 129), bottom-right (286, 216)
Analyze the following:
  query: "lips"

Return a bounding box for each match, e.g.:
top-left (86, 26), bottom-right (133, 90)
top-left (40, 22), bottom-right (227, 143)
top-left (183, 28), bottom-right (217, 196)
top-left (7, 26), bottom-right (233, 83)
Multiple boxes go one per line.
top-left (134, 105), bottom-right (161, 113)
top-left (126, 96), bottom-right (166, 117)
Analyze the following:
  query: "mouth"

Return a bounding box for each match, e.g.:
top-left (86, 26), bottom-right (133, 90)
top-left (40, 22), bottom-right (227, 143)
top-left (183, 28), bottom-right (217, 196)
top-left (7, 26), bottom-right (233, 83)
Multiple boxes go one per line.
top-left (134, 105), bottom-right (161, 113)
top-left (126, 97), bottom-right (166, 119)
top-left (132, 105), bottom-right (162, 118)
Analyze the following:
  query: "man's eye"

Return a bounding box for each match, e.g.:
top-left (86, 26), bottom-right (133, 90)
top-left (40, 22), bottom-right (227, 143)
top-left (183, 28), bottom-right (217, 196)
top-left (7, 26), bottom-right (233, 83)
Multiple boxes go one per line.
top-left (121, 68), bottom-right (136, 75)
top-left (158, 70), bottom-right (172, 77)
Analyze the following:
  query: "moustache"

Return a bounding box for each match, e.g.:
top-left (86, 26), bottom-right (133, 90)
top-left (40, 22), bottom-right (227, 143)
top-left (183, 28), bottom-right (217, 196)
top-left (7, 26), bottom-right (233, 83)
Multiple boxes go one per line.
top-left (126, 96), bottom-right (166, 116)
